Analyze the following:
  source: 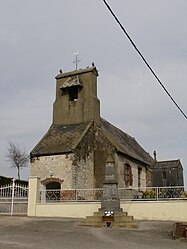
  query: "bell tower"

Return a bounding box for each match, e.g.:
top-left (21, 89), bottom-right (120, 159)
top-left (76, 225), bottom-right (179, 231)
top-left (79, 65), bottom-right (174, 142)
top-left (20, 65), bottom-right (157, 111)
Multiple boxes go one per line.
top-left (53, 66), bottom-right (100, 126)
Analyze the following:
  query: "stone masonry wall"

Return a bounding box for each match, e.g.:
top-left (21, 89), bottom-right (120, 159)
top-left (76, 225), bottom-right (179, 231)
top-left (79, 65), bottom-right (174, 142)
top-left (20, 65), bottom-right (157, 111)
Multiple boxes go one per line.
top-left (30, 154), bottom-right (74, 189)
top-left (30, 152), bottom-right (95, 190)
top-left (72, 152), bottom-right (94, 189)
top-left (116, 154), bottom-right (147, 188)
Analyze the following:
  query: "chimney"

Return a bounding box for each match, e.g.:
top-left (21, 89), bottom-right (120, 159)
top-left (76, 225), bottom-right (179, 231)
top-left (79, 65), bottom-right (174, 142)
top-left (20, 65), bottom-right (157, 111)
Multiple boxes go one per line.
top-left (153, 151), bottom-right (157, 165)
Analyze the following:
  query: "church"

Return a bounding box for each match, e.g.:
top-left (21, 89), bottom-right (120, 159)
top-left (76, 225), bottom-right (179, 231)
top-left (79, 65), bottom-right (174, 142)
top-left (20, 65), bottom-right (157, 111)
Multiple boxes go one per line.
top-left (30, 65), bottom-right (153, 191)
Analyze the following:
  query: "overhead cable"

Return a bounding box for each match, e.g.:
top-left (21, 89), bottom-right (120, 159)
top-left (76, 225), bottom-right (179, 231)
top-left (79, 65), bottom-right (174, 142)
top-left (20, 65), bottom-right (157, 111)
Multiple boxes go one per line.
top-left (102, 0), bottom-right (187, 120)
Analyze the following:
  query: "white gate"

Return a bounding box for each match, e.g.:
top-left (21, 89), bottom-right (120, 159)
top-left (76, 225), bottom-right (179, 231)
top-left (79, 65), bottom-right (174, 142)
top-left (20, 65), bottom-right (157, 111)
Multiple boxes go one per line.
top-left (0, 180), bottom-right (28, 215)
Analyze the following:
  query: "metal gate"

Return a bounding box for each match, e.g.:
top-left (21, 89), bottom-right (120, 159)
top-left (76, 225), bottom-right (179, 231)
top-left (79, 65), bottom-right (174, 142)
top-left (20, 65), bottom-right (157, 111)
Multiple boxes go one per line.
top-left (0, 180), bottom-right (28, 215)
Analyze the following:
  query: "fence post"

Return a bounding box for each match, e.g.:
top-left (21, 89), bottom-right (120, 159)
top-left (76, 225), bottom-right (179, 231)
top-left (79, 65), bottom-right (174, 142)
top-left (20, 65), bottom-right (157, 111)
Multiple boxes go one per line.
top-left (76, 190), bottom-right (78, 202)
top-left (28, 176), bottom-right (40, 216)
top-left (11, 178), bottom-right (15, 216)
top-left (156, 187), bottom-right (159, 201)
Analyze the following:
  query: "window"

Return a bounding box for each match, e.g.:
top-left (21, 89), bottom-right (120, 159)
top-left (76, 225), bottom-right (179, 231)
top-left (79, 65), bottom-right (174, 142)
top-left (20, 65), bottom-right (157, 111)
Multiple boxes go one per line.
top-left (163, 171), bottom-right (167, 180)
top-left (46, 182), bottom-right (61, 190)
top-left (138, 167), bottom-right (142, 188)
top-left (68, 86), bottom-right (78, 101)
top-left (46, 182), bottom-right (61, 202)
top-left (124, 163), bottom-right (133, 187)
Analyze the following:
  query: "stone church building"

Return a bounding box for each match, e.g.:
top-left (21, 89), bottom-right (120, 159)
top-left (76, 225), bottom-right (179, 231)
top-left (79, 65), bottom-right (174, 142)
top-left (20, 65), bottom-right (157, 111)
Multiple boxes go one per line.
top-left (30, 65), bottom-right (153, 191)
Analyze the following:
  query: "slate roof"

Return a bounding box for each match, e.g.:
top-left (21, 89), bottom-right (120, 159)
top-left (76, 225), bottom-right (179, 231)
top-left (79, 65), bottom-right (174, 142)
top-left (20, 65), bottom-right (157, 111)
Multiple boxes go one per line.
top-left (31, 118), bottom-right (153, 165)
top-left (100, 119), bottom-right (153, 165)
top-left (154, 160), bottom-right (183, 170)
top-left (31, 122), bottom-right (92, 156)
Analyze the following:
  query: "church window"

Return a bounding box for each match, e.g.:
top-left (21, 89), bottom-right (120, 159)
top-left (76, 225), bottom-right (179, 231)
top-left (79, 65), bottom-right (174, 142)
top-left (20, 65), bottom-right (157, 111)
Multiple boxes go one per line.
top-left (68, 86), bottom-right (78, 101)
top-left (124, 163), bottom-right (133, 187)
top-left (138, 167), bottom-right (142, 188)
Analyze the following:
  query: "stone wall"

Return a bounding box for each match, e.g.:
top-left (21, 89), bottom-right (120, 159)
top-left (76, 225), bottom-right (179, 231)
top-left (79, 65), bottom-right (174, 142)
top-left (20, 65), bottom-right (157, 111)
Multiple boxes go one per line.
top-left (72, 152), bottom-right (94, 189)
top-left (116, 154), bottom-right (147, 188)
top-left (30, 154), bottom-right (73, 189)
top-left (30, 152), bottom-right (95, 190)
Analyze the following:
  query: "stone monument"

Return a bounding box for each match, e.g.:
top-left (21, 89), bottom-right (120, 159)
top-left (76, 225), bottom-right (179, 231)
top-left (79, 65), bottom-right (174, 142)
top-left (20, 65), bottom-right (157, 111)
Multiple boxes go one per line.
top-left (101, 154), bottom-right (121, 211)
top-left (79, 153), bottom-right (138, 228)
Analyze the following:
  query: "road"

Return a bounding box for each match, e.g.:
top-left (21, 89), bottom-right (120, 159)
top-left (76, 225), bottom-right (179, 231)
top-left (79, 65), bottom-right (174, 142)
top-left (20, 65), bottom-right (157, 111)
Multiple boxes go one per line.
top-left (0, 216), bottom-right (186, 249)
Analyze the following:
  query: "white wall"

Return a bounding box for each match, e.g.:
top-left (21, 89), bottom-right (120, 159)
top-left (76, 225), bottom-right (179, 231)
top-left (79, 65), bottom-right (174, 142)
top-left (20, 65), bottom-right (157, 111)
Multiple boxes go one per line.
top-left (121, 201), bottom-right (187, 222)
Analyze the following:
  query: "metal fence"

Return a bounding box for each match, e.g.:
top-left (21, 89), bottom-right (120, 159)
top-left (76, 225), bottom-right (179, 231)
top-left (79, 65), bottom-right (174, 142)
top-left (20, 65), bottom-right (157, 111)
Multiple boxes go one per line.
top-left (0, 180), bottom-right (28, 215)
top-left (39, 186), bottom-right (187, 203)
top-left (40, 188), bottom-right (103, 203)
top-left (119, 186), bottom-right (187, 201)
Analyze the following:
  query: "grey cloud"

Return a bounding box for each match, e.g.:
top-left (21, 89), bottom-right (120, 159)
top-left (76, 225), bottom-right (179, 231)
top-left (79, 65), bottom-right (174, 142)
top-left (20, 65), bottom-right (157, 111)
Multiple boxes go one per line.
top-left (0, 0), bottom-right (186, 183)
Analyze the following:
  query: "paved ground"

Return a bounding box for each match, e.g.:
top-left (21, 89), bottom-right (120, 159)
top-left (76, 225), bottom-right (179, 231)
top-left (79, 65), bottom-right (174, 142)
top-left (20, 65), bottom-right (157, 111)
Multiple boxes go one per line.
top-left (0, 216), bottom-right (186, 249)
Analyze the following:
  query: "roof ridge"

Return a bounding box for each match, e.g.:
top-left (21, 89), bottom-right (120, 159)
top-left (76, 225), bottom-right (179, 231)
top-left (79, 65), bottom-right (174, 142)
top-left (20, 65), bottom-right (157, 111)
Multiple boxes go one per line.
top-left (157, 159), bottom-right (180, 163)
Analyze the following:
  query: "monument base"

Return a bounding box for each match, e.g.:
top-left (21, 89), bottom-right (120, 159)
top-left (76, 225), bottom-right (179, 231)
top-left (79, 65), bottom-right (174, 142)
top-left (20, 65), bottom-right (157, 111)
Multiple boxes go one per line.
top-left (101, 199), bottom-right (121, 211)
top-left (79, 209), bottom-right (139, 228)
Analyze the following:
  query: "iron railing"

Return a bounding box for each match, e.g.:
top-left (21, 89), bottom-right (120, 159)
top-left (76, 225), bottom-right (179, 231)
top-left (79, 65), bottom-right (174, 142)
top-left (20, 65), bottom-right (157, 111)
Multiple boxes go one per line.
top-left (119, 186), bottom-right (187, 201)
top-left (39, 186), bottom-right (187, 203)
top-left (40, 188), bottom-right (103, 203)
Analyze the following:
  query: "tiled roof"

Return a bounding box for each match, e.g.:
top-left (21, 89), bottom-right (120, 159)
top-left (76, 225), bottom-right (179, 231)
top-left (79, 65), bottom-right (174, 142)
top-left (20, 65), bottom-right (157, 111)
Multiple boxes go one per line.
top-left (101, 119), bottom-right (153, 165)
top-left (31, 122), bottom-right (92, 156)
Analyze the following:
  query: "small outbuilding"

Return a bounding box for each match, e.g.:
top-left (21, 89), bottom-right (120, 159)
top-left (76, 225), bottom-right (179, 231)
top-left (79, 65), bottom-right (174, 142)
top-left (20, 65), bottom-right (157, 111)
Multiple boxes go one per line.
top-left (152, 152), bottom-right (184, 187)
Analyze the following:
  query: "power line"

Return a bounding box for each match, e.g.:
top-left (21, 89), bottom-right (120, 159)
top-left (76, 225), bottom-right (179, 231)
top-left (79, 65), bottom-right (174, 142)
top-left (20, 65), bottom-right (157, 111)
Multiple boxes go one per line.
top-left (102, 0), bottom-right (187, 120)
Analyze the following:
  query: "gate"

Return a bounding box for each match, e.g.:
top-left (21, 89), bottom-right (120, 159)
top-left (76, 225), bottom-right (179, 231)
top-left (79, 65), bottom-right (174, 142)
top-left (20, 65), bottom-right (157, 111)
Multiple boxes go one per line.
top-left (0, 180), bottom-right (28, 215)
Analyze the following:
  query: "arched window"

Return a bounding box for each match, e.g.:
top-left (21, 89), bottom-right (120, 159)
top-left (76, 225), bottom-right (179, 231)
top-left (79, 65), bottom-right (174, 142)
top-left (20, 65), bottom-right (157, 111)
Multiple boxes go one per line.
top-left (124, 163), bottom-right (133, 187)
top-left (45, 181), bottom-right (61, 202)
top-left (46, 181), bottom-right (61, 190)
top-left (41, 178), bottom-right (64, 202)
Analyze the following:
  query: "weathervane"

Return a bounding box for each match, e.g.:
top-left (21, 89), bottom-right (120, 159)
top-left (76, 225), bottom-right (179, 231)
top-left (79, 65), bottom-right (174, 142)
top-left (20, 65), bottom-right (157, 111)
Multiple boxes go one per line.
top-left (73, 51), bottom-right (81, 70)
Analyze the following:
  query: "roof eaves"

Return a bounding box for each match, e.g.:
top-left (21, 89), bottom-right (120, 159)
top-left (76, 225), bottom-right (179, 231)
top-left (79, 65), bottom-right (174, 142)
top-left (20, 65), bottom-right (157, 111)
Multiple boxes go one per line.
top-left (30, 150), bottom-right (72, 158)
top-left (116, 148), bottom-right (150, 166)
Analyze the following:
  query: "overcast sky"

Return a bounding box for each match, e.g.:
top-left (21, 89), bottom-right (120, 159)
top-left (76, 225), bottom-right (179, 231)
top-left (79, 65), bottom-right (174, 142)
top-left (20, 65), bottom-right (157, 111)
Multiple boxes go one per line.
top-left (0, 0), bottom-right (186, 184)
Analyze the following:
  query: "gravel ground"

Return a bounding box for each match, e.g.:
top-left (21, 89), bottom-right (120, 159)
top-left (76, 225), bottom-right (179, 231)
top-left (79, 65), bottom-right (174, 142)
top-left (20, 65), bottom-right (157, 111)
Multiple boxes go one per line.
top-left (0, 216), bottom-right (186, 249)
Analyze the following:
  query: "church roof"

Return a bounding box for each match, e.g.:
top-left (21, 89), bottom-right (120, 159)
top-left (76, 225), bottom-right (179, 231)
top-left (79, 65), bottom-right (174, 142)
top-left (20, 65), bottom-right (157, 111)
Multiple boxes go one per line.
top-left (31, 119), bottom-right (153, 165)
top-left (31, 122), bottom-right (92, 156)
top-left (100, 119), bottom-right (153, 165)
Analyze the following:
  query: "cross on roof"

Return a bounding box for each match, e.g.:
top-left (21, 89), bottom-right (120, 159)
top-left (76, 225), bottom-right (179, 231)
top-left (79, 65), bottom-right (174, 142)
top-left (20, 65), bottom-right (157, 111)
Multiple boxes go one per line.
top-left (73, 51), bottom-right (81, 70)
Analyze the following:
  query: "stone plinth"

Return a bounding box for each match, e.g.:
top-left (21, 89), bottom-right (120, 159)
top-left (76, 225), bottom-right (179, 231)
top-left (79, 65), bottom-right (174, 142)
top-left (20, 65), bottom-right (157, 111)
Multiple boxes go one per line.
top-left (79, 210), bottom-right (138, 228)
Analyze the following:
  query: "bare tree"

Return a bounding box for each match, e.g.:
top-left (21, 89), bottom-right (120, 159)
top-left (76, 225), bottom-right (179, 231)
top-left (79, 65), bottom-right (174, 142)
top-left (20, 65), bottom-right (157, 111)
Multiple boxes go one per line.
top-left (6, 142), bottom-right (29, 180)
